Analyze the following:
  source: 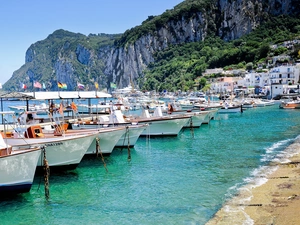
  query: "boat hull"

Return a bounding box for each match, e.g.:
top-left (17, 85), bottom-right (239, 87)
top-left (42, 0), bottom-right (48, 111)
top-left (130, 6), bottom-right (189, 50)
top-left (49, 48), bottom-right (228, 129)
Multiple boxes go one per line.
top-left (184, 112), bottom-right (210, 128)
top-left (166, 110), bottom-right (210, 128)
top-left (69, 126), bottom-right (127, 154)
top-left (4, 134), bottom-right (95, 169)
top-left (138, 116), bottom-right (190, 136)
top-left (86, 127), bottom-right (126, 154)
top-left (279, 102), bottom-right (300, 109)
top-left (205, 109), bottom-right (219, 123)
top-left (0, 149), bottom-right (41, 194)
top-left (115, 124), bottom-right (147, 147)
top-left (218, 106), bottom-right (242, 113)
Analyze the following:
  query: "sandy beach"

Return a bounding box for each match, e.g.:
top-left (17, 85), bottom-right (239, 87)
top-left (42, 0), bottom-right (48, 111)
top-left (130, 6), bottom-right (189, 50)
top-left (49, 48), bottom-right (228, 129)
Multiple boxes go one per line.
top-left (206, 138), bottom-right (300, 225)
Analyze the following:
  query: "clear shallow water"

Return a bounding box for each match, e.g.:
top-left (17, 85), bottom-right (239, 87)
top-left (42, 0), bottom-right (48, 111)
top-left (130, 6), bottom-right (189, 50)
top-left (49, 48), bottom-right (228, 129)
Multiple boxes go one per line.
top-left (1, 104), bottom-right (300, 224)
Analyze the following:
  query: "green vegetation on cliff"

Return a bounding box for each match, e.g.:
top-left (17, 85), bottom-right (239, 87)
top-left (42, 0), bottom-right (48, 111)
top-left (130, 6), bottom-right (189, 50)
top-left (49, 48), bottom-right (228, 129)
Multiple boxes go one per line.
top-left (140, 16), bottom-right (300, 92)
top-left (115, 0), bottom-right (216, 47)
top-left (3, 29), bottom-right (121, 91)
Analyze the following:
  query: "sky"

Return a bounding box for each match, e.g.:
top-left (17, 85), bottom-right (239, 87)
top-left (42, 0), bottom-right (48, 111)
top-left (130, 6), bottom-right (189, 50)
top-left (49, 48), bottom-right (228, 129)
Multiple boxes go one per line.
top-left (0, 0), bottom-right (183, 85)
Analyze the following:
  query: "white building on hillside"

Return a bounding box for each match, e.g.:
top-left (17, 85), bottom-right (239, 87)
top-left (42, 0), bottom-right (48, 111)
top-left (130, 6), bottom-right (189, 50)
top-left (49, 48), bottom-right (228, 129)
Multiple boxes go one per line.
top-left (243, 72), bottom-right (269, 88)
top-left (210, 77), bottom-right (243, 93)
top-left (269, 65), bottom-right (300, 85)
top-left (208, 65), bottom-right (300, 96)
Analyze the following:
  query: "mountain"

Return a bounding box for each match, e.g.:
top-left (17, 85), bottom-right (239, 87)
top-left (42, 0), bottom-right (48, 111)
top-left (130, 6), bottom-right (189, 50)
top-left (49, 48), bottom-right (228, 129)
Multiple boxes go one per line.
top-left (3, 0), bottom-right (300, 92)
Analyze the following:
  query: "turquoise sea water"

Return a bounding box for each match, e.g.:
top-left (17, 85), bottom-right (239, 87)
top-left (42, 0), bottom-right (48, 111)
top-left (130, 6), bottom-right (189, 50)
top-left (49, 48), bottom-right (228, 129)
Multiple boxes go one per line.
top-left (1, 104), bottom-right (300, 224)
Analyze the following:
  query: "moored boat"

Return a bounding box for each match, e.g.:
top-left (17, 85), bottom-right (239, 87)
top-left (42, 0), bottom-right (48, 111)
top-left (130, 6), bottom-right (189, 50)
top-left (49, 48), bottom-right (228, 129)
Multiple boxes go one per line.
top-left (68, 126), bottom-right (127, 154)
top-left (3, 125), bottom-right (96, 170)
top-left (115, 124), bottom-right (148, 147)
top-left (279, 100), bottom-right (300, 109)
top-left (0, 136), bottom-right (41, 194)
top-left (128, 107), bottom-right (191, 136)
top-left (165, 104), bottom-right (211, 128)
top-left (201, 108), bottom-right (219, 124)
top-left (218, 103), bottom-right (243, 113)
top-left (69, 112), bottom-right (148, 149)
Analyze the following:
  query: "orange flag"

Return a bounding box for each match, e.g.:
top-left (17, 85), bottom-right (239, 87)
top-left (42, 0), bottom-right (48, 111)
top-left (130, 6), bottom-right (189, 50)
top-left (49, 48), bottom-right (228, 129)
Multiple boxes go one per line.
top-left (71, 102), bottom-right (77, 112)
top-left (59, 102), bottom-right (64, 115)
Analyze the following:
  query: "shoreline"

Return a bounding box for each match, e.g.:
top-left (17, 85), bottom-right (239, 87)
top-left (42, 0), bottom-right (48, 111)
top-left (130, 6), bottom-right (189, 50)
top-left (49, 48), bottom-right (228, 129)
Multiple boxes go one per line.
top-left (206, 137), bottom-right (300, 225)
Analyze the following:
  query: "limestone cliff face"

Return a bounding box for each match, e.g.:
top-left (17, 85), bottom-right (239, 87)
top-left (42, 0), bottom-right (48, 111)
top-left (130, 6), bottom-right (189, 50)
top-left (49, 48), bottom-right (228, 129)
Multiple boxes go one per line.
top-left (99, 36), bottom-right (157, 89)
top-left (217, 0), bottom-right (296, 41)
top-left (3, 0), bottom-right (298, 91)
top-left (100, 11), bottom-right (211, 88)
top-left (100, 0), bottom-right (297, 88)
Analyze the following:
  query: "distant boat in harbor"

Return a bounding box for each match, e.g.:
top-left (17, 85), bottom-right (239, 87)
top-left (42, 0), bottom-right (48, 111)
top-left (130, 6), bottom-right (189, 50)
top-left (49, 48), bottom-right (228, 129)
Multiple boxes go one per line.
top-left (218, 103), bottom-right (243, 113)
top-left (279, 100), bottom-right (300, 109)
top-left (8, 103), bottom-right (48, 115)
top-left (127, 107), bottom-right (191, 136)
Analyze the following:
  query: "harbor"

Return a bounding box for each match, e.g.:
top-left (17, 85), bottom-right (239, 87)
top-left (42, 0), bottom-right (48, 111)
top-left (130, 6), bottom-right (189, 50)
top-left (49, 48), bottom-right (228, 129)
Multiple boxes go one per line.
top-left (1, 98), bottom-right (300, 224)
top-left (1, 0), bottom-right (300, 224)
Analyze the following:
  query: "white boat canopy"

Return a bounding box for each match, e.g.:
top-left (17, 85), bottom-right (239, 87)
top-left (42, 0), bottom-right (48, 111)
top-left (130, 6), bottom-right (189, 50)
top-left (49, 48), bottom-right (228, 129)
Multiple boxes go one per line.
top-left (21, 91), bottom-right (112, 100)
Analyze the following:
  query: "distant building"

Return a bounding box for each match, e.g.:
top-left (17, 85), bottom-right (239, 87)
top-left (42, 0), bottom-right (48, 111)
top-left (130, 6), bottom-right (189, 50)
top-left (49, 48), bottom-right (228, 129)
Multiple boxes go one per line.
top-left (271, 84), bottom-right (284, 97)
top-left (244, 72), bottom-right (269, 88)
top-left (210, 77), bottom-right (242, 93)
top-left (269, 65), bottom-right (300, 85)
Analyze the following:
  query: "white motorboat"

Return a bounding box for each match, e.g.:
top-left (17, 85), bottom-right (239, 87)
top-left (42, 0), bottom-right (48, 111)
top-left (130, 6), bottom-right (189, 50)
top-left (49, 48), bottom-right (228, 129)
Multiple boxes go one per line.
top-left (261, 99), bottom-right (275, 106)
top-left (70, 113), bottom-right (147, 149)
top-left (76, 103), bottom-right (109, 114)
top-left (279, 100), bottom-right (300, 109)
top-left (252, 99), bottom-right (267, 107)
top-left (8, 105), bottom-right (27, 114)
top-left (9, 103), bottom-right (49, 115)
top-left (3, 125), bottom-right (96, 170)
top-left (242, 101), bottom-right (254, 108)
top-left (67, 126), bottom-right (127, 154)
top-left (0, 136), bottom-right (41, 194)
top-left (176, 99), bottom-right (195, 110)
top-left (127, 107), bottom-right (191, 136)
top-left (114, 124), bottom-right (147, 147)
top-left (202, 108), bottom-right (219, 124)
top-left (218, 102), bottom-right (243, 113)
top-left (164, 109), bottom-right (210, 128)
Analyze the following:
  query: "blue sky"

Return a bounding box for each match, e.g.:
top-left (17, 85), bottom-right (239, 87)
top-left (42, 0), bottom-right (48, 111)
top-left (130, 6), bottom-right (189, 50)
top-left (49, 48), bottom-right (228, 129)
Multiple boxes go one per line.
top-left (0, 0), bottom-right (183, 85)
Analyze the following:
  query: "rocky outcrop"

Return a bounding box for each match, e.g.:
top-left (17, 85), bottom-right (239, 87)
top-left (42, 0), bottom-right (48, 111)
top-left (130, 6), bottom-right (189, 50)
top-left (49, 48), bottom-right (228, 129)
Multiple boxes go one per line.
top-left (76, 44), bottom-right (91, 65)
top-left (55, 59), bottom-right (75, 89)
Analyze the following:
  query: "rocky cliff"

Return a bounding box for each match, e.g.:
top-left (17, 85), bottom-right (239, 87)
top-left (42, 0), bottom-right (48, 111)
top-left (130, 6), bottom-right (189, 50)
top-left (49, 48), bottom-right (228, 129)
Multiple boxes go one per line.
top-left (3, 0), bottom-right (299, 91)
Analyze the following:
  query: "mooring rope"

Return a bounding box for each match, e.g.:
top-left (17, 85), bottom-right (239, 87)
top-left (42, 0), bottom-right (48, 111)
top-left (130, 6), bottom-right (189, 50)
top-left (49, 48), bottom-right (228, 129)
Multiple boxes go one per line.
top-left (95, 137), bottom-right (108, 172)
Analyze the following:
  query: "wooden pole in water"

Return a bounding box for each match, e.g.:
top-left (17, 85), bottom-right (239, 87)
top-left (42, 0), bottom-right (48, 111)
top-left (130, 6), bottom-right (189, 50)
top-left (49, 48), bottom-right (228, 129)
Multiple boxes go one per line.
top-left (190, 117), bottom-right (194, 138)
top-left (126, 126), bottom-right (131, 161)
top-left (42, 146), bottom-right (50, 199)
top-left (95, 137), bottom-right (99, 157)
